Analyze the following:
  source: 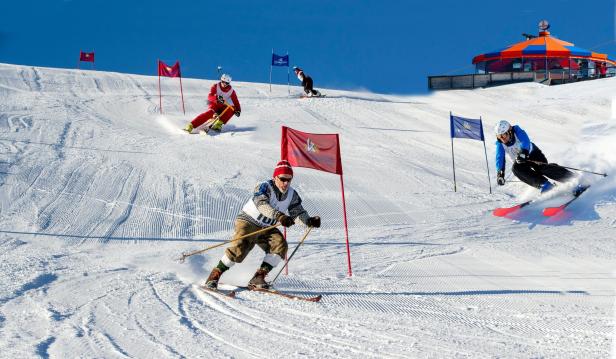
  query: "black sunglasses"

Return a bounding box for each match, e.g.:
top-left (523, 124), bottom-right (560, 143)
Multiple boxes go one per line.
top-left (277, 176), bottom-right (292, 183)
top-left (221, 81), bottom-right (229, 85)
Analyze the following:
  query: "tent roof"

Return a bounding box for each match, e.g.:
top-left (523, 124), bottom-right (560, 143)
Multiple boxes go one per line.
top-left (472, 31), bottom-right (616, 65)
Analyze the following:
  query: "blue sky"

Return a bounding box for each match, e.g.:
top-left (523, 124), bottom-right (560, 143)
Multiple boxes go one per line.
top-left (1, 0), bottom-right (614, 94)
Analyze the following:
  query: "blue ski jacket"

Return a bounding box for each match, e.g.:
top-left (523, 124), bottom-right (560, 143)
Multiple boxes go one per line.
top-left (495, 125), bottom-right (533, 172)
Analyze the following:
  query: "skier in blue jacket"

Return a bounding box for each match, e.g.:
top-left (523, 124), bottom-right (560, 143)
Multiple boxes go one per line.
top-left (494, 120), bottom-right (574, 193)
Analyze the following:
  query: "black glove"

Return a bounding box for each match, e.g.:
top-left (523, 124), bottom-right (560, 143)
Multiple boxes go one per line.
top-left (277, 214), bottom-right (294, 228)
top-left (306, 216), bottom-right (321, 228)
top-left (497, 170), bottom-right (505, 186)
top-left (234, 110), bottom-right (241, 117)
top-left (515, 149), bottom-right (529, 164)
top-left (217, 95), bottom-right (225, 104)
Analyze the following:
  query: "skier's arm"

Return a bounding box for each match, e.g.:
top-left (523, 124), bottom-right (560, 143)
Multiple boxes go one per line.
top-left (207, 84), bottom-right (218, 104)
top-left (287, 192), bottom-right (310, 225)
top-left (495, 141), bottom-right (506, 172)
top-left (513, 126), bottom-right (531, 152)
top-left (251, 182), bottom-right (280, 220)
top-left (230, 90), bottom-right (241, 112)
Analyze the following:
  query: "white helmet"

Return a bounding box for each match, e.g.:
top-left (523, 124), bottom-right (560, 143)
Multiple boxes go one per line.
top-left (494, 120), bottom-right (512, 136)
top-left (220, 73), bottom-right (232, 83)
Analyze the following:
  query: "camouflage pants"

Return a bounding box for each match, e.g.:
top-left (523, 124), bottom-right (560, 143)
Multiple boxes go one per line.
top-left (224, 219), bottom-right (288, 263)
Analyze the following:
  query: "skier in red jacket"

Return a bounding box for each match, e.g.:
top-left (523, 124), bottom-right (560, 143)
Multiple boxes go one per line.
top-left (184, 74), bottom-right (242, 133)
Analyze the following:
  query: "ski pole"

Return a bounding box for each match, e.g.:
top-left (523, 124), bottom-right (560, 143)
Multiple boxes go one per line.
top-left (269, 226), bottom-right (313, 286)
top-left (529, 160), bottom-right (608, 177)
top-left (177, 223), bottom-right (280, 263)
top-left (219, 102), bottom-right (235, 118)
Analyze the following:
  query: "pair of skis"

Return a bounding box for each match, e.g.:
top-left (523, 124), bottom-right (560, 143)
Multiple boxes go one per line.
top-left (492, 185), bottom-right (590, 217)
top-left (199, 285), bottom-right (322, 303)
top-left (300, 93), bottom-right (326, 99)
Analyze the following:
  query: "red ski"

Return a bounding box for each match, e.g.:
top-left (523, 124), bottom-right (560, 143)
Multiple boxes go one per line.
top-left (542, 185), bottom-right (590, 217)
top-left (492, 200), bottom-right (533, 217)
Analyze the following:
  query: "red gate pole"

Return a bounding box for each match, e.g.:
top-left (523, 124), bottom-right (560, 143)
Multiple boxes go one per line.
top-left (157, 59), bottom-right (162, 114)
top-left (339, 174), bottom-right (352, 276)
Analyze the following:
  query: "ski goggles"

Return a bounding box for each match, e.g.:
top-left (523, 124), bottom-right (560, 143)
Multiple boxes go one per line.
top-left (496, 132), bottom-right (510, 142)
top-left (277, 176), bottom-right (293, 183)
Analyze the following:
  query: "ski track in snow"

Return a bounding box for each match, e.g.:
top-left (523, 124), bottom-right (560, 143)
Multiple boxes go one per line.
top-left (0, 63), bottom-right (614, 358)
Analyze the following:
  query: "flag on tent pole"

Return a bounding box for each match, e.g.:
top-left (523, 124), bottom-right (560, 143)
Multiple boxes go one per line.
top-left (270, 50), bottom-right (290, 93)
top-left (78, 51), bottom-right (95, 69)
top-left (281, 126), bottom-right (352, 276)
top-left (157, 60), bottom-right (185, 114)
top-left (449, 113), bottom-right (491, 193)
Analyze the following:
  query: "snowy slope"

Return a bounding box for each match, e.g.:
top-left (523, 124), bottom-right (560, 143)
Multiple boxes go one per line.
top-left (0, 62), bottom-right (614, 358)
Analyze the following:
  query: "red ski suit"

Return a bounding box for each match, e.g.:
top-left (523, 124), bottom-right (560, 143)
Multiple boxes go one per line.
top-left (191, 82), bottom-right (241, 128)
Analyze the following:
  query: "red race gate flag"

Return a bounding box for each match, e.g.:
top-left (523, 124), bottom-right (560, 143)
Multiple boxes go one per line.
top-left (157, 60), bottom-right (185, 114)
top-left (158, 60), bottom-right (181, 77)
top-left (79, 51), bottom-right (95, 62)
top-left (280, 126), bottom-right (351, 277)
top-left (280, 126), bottom-right (342, 175)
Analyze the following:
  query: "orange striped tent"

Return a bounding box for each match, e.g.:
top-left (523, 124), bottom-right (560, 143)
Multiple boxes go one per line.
top-left (472, 29), bottom-right (615, 74)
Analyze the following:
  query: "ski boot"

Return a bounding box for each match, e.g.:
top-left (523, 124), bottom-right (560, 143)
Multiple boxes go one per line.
top-left (209, 119), bottom-right (224, 132)
top-left (539, 181), bottom-right (554, 194)
top-left (572, 184), bottom-right (589, 197)
top-left (183, 123), bottom-right (194, 133)
top-left (204, 268), bottom-right (223, 289)
top-left (247, 268), bottom-right (271, 290)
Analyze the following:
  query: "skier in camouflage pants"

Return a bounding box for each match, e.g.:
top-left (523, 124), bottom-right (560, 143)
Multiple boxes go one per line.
top-left (204, 160), bottom-right (321, 290)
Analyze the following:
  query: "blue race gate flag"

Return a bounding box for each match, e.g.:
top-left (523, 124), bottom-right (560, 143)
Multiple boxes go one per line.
top-left (450, 115), bottom-right (484, 141)
top-left (272, 53), bottom-right (289, 67)
top-left (449, 113), bottom-right (491, 193)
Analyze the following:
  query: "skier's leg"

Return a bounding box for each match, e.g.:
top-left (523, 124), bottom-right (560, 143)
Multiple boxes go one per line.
top-left (257, 228), bottom-right (288, 260)
top-left (224, 220), bottom-right (260, 264)
top-left (529, 146), bottom-right (576, 183)
top-left (204, 219), bottom-right (259, 289)
top-left (512, 162), bottom-right (547, 188)
top-left (219, 109), bottom-right (235, 125)
top-left (538, 163), bottom-right (576, 183)
top-left (191, 109), bottom-right (216, 129)
top-left (209, 109), bottom-right (234, 132)
top-left (248, 229), bottom-right (286, 289)
top-left (305, 77), bottom-right (314, 95)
